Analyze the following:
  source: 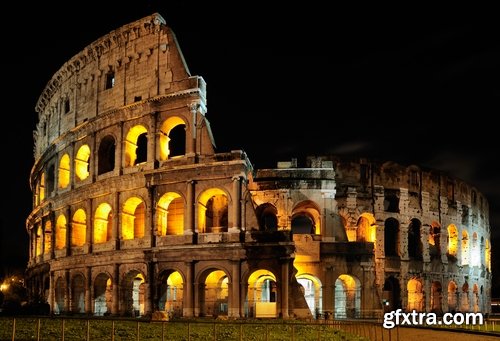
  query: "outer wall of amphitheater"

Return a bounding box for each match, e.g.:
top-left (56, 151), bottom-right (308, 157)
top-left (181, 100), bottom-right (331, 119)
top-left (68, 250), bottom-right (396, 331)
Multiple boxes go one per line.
top-left (26, 13), bottom-right (491, 319)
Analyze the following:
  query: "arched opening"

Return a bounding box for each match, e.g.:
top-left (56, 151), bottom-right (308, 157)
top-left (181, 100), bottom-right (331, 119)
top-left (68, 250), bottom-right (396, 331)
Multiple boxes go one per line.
top-left (94, 203), bottom-right (113, 243)
top-left (54, 277), bottom-right (65, 314)
top-left (200, 270), bottom-right (229, 317)
top-left (71, 209), bottom-right (86, 247)
top-left (159, 117), bottom-right (187, 160)
top-left (256, 203), bottom-right (278, 232)
top-left (71, 274), bottom-right (85, 313)
top-left (431, 281), bottom-right (443, 313)
top-left (408, 218), bottom-right (422, 259)
top-left (473, 284), bottom-right (480, 312)
top-left (157, 192), bottom-right (184, 236)
top-left (55, 215), bottom-right (67, 250)
top-left (44, 221), bottom-right (52, 255)
top-left (296, 274), bottom-right (322, 318)
top-left (461, 282), bottom-right (469, 311)
top-left (39, 173), bottom-right (45, 203)
top-left (384, 218), bottom-right (400, 257)
top-left (485, 239), bottom-right (491, 271)
top-left (58, 154), bottom-right (70, 189)
top-left (292, 201), bottom-right (321, 235)
top-left (122, 197), bottom-right (145, 240)
top-left (334, 274), bottom-right (361, 318)
top-left (123, 271), bottom-right (146, 317)
top-left (75, 144), bottom-right (91, 181)
top-left (356, 213), bottom-right (376, 243)
top-left (157, 270), bottom-right (184, 317)
top-left (35, 225), bottom-right (42, 257)
top-left (46, 164), bottom-right (55, 195)
top-left (407, 278), bottom-right (423, 312)
top-left (447, 224), bottom-right (458, 258)
top-left (448, 281), bottom-right (458, 312)
top-left (124, 125), bottom-right (148, 167)
top-left (247, 269), bottom-right (277, 318)
top-left (383, 276), bottom-right (401, 312)
top-left (461, 230), bottom-right (469, 265)
top-left (94, 273), bottom-right (112, 316)
top-left (471, 232), bottom-right (479, 266)
top-left (198, 189), bottom-right (228, 233)
top-left (429, 222), bottom-right (441, 259)
top-left (98, 135), bottom-right (116, 175)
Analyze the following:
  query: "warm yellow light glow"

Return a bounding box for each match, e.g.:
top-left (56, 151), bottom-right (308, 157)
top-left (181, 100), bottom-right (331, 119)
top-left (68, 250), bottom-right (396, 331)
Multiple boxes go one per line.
top-left (71, 209), bottom-right (87, 246)
top-left (461, 230), bottom-right (469, 265)
top-left (338, 274), bottom-right (356, 291)
top-left (248, 269), bottom-right (277, 284)
top-left (292, 201), bottom-right (321, 235)
top-left (39, 173), bottom-right (45, 202)
top-left (36, 225), bottom-right (42, 257)
top-left (356, 213), bottom-right (376, 243)
top-left (75, 145), bottom-right (91, 181)
top-left (94, 203), bottom-right (113, 243)
top-left (485, 239), bottom-right (491, 271)
top-left (44, 221), bottom-right (52, 255)
top-left (205, 270), bottom-right (229, 301)
top-left (0, 283), bottom-right (9, 292)
top-left (58, 154), bottom-right (71, 189)
top-left (447, 224), bottom-right (458, 256)
top-left (159, 117), bottom-right (186, 160)
top-left (157, 192), bottom-right (184, 236)
top-left (56, 215), bottom-right (67, 250)
top-left (198, 188), bottom-right (228, 233)
top-left (407, 278), bottom-right (423, 311)
top-left (124, 125), bottom-right (147, 167)
top-left (122, 197), bottom-right (145, 240)
top-left (166, 271), bottom-right (183, 287)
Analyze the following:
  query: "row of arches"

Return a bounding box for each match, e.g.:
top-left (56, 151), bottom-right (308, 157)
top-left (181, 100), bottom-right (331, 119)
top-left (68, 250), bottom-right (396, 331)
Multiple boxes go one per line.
top-left (35, 118), bottom-right (187, 205)
top-left (350, 214), bottom-right (490, 269)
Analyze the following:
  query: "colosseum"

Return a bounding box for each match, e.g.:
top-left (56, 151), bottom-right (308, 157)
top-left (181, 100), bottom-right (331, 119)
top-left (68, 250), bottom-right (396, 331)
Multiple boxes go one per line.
top-left (26, 13), bottom-right (491, 319)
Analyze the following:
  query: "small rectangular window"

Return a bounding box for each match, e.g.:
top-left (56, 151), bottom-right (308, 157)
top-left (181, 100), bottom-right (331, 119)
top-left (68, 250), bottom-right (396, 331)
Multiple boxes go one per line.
top-left (134, 96), bottom-right (142, 102)
top-left (105, 72), bottom-right (115, 89)
top-left (410, 170), bottom-right (419, 187)
top-left (64, 99), bottom-right (70, 114)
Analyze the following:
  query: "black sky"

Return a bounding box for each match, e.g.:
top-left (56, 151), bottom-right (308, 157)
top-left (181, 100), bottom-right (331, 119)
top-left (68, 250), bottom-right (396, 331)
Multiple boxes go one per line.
top-left (2, 2), bottom-right (499, 293)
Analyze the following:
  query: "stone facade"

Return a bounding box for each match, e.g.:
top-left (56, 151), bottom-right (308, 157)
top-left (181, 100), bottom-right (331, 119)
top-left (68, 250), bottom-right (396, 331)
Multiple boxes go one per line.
top-left (26, 13), bottom-right (491, 318)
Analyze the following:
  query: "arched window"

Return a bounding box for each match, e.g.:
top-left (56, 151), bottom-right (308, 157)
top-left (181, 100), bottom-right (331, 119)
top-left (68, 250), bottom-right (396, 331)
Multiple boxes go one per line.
top-left (291, 214), bottom-right (315, 234)
top-left (428, 222), bottom-right (441, 259)
top-left (384, 218), bottom-right (400, 257)
top-left (47, 164), bottom-right (55, 195)
top-left (71, 209), bottom-right (87, 247)
top-left (292, 201), bottom-right (321, 235)
top-left (58, 154), bottom-right (70, 189)
top-left (356, 214), bottom-right (376, 243)
top-left (35, 225), bottom-right (42, 257)
top-left (485, 239), bottom-right (491, 271)
top-left (198, 189), bottom-right (228, 233)
top-left (55, 215), bottom-right (67, 250)
top-left (384, 194), bottom-right (399, 213)
top-left (75, 145), bottom-right (91, 181)
top-left (157, 193), bottom-right (184, 236)
top-left (256, 203), bottom-right (278, 232)
top-left (447, 224), bottom-right (458, 257)
top-left (448, 281), bottom-right (458, 312)
top-left (407, 279), bottom-right (423, 311)
top-left (159, 117), bottom-right (187, 160)
top-left (122, 197), bottom-right (145, 240)
top-left (98, 135), bottom-right (115, 175)
top-left (124, 125), bottom-right (148, 167)
top-left (94, 203), bottom-right (113, 243)
top-left (408, 219), bottom-right (422, 259)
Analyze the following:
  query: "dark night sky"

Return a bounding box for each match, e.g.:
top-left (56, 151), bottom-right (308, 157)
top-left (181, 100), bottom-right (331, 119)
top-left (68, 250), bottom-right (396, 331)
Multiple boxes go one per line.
top-left (2, 2), bottom-right (499, 293)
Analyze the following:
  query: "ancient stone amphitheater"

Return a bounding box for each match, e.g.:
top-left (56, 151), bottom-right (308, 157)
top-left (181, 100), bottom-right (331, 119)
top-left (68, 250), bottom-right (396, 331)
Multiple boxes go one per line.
top-left (26, 13), bottom-right (491, 318)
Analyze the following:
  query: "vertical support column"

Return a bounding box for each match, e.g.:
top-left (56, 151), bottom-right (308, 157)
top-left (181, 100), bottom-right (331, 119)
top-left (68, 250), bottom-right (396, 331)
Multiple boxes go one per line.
top-left (145, 185), bottom-right (155, 248)
top-left (424, 278), bottom-right (431, 312)
top-left (144, 264), bottom-right (152, 315)
top-left (112, 263), bottom-right (120, 315)
top-left (113, 191), bottom-right (120, 250)
top-left (86, 198), bottom-right (93, 253)
top-left (230, 260), bottom-right (241, 318)
top-left (49, 271), bottom-right (55, 314)
top-left (185, 180), bottom-right (195, 235)
top-left (188, 103), bottom-right (198, 156)
top-left (50, 212), bottom-right (56, 259)
top-left (40, 220), bottom-right (45, 258)
top-left (184, 261), bottom-right (194, 317)
top-left (281, 259), bottom-right (289, 318)
top-left (85, 266), bottom-right (92, 314)
top-left (116, 121), bottom-right (123, 175)
top-left (66, 206), bottom-right (72, 256)
top-left (230, 176), bottom-right (241, 233)
top-left (441, 282), bottom-right (448, 313)
top-left (148, 111), bottom-right (157, 168)
top-left (65, 269), bottom-right (71, 313)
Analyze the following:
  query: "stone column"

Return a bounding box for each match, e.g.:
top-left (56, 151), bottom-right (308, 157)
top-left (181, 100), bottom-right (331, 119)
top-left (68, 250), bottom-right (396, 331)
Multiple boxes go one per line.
top-left (66, 206), bottom-right (72, 256)
top-left (116, 121), bottom-right (124, 175)
top-left (230, 176), bottom-right (241, 233)
top-left (113, 191), bottom-right (120, 250)
top-left (230, 260), bottom-right (241, 317)
top-left (49, 271), bottom-right (55, 313)
top-left (65, 269), bottom-right (71, 313)
top-left (281, 259), bottom-right (289, 318)
top-left (145, 185), bottom-right (155, 247)
top-left (85, 266), bottom-right (92, 314)
top-left (144, 265), bottom-right (152, 315)
top-left (112, 263), bottom-right (120, 315)
top-left (424, 278), bottom-right (431, 312)
top-left (188, 103), bottom-right (198, 155)
top-left (185, 181), bottom-right (195, 234)
top-left (86, 198), bottom-right (93, 253)
top-left (183, 262), bottom-right (194, 317)
top-left (148, 111), bottom-right (157, 168)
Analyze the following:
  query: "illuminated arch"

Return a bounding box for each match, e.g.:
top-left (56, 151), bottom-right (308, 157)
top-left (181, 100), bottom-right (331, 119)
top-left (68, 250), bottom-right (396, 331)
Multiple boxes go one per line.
top-left (247, 269), bottom-right (278, 318)
top-left (335, 274), bottom-right (361, 318)
top-left (485, 239), bottom-right (491, 271)
top-left (157, 270), bottom-right (184, 316)
top-left (44, 220), bottom-right (52, 255)
top-left (124, 125), bottom-right (148, 167)
top-left (159, 116), bottom-right (187, 160)
top-left (461, 230), bottom-right (469, 265)
top-left (296, 273), bottom-right (322, 317)
top-left (122, 270), bottom-right (146, 317)
top-left (75, 145), bottom-right (91, 181)
top-left (58, 153), bottom-right (70, 189)
top-left (292, 201), bottom-right (321, 235)
top-left (157, 192), bottom-right (184, 236)
top-left (197, 269), bottom-right (230, 317)
top-left (447, 224), bottom-right (458, 257)
top-left (71, 209), bottom-right (87, 246)
top-left (94, 203), bottom-right (113, 243)
top-left (94, 273), bottom-right (112, 316)
top-left (35, 225), bottom-right (42, 257)
top-left (198, 188), bottom-right (228, 233)
top-left (55, 215), bottom-right (67, 250)
top-left (356, 213), bottom-right (376, 243)
top-left (39, 173), bottom-right (45, 203)
top-left (448, 281), bottom-right (458, 312)
top-left (122, 197), bottom-right (145, 240)
top-left (407, 278), bottom-right (423, 311)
